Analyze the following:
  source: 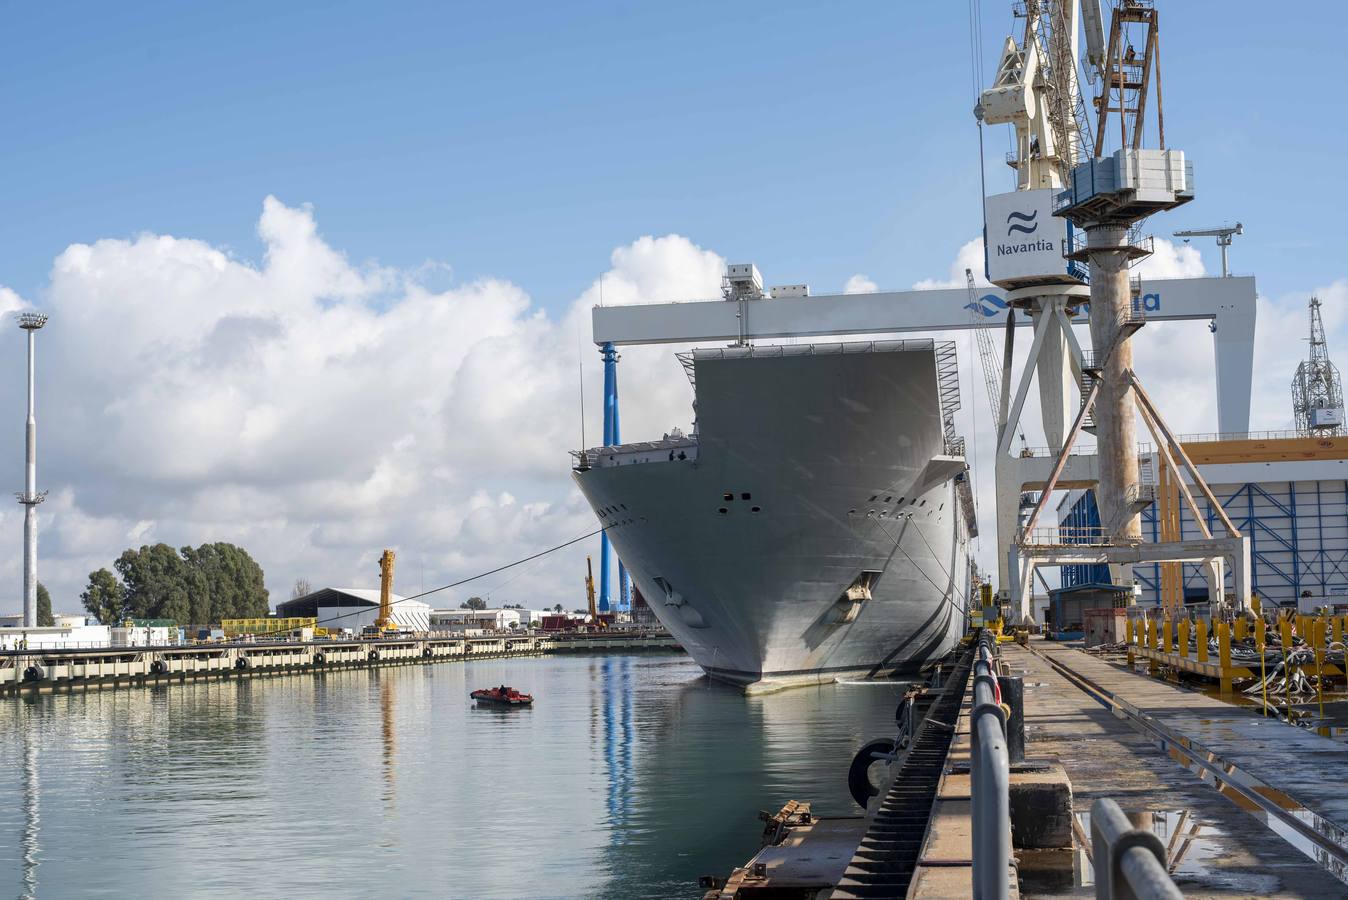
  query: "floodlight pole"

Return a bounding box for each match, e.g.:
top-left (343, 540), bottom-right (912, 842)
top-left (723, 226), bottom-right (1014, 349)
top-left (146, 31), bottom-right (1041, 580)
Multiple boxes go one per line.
top-left (16, 313), bottom-right (47, 628)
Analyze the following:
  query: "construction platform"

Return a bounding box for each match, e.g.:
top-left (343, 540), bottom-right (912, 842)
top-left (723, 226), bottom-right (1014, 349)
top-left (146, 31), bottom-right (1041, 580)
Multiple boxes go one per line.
top-left (705, 636), bottom-right (1348, 898)
top-left (0, 630), bottom-right (680, 696)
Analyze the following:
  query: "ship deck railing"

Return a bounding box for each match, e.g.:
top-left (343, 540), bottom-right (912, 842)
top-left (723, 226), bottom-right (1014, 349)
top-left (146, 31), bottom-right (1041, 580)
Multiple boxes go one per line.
top-left (677, 338), bottom-right (952, 390)
top-left (572, 437), bottom-right (699, 469)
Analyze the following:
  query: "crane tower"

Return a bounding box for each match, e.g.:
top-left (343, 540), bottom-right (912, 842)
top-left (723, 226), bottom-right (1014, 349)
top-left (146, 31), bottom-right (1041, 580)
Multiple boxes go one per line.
top-left (1292, 297), bottom-right (1345, 436)
top-left (377, 549), bottom-right (396, 630)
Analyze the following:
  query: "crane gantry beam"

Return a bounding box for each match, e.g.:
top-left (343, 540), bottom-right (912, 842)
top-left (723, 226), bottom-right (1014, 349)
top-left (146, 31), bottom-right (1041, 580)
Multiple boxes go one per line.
top-left (591, 275), bottom-right (1256, 435)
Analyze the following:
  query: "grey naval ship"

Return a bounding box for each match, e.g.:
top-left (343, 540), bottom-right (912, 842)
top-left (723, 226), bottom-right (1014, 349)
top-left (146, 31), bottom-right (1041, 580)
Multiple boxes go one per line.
top-left (572, 338), bottom-right (975, 691)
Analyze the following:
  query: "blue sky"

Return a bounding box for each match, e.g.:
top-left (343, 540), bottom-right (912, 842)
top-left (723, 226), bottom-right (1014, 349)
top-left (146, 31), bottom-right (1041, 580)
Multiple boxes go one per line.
top-left (1, 1), bottom-right (1338, 308)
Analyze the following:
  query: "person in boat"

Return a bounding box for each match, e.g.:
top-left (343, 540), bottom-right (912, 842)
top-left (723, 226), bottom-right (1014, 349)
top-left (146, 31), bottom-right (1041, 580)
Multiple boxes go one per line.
top-left (499, 684), bottom-right (508, 698)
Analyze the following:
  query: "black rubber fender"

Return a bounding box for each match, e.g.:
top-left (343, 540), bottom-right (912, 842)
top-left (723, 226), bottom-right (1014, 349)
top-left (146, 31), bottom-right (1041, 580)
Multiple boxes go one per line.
top-left (848, 738), bottom-right (897, 808)
top-left (234, 656), bottom-right (251, 670)
top-left (368, 650), bottom-right (379, 662)
top-left (313, 652), bottom-right (326, 665)
top-left (422, 648), bottom-right (432, 659)
top-left (22, 664), bottom-right (45, 682)
top-left (150, 660), bottom-right (168, 675)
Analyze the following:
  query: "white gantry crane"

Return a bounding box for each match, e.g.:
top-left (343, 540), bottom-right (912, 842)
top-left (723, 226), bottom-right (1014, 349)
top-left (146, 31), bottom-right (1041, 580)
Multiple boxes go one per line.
top-left (981, 0), bottom-right (1105, 190)
top-left (997, 0), bottom-right (1255, 624)
top-left (977, 0), bottom-right (1110, 595)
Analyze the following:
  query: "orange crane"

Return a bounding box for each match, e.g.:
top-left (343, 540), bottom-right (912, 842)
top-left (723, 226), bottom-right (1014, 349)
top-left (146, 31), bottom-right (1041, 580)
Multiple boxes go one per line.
top-left (585, 555), bottom-right (598, 624)
top-left (376, 549), bottom-right (396, 632)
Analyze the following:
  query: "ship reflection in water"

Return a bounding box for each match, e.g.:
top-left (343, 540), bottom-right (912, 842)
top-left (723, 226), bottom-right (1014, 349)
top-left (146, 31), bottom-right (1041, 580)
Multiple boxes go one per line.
top-left (0, 654), bottom-right (906, 899)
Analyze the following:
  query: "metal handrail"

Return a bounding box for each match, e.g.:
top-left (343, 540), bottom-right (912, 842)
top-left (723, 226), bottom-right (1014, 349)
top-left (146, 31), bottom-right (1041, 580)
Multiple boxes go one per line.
top-left (678, 338), bottom-right (940, 363)
top-left (1019, 525), bottom-right (1116, 547)
top-left (1019, 428), bottom-right (1325, 459)
top-left (971, 633), bottom-right (1011, 900)
top-left (1090, 798), bottom-right (1183, 899)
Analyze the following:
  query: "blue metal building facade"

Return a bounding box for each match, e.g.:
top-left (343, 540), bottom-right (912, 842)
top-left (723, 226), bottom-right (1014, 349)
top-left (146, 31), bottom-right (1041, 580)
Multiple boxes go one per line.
top-left (1061, 479), bottom-right (1348, 606)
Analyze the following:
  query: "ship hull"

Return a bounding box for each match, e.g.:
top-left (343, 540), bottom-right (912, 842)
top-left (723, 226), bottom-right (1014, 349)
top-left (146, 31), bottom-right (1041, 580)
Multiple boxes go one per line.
top-left (573, 342), bottom-right (971, 690)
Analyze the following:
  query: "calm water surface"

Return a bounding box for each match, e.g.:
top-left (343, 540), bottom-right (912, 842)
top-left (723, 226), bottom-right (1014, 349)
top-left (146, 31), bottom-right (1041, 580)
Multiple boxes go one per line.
top-left (0, 653), bottom-right (906, 899)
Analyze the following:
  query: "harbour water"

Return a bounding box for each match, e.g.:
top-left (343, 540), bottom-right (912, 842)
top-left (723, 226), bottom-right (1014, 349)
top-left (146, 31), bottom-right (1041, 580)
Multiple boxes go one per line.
top-left (0, 653), bottom-right (907, 899)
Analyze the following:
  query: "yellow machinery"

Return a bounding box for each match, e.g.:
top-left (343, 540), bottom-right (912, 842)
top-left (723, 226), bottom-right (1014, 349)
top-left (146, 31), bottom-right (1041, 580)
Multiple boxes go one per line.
top-left (585, 555), bottom-right (599, 623)
top-left (221, 617), bottom-right (316, 639)
top-left (376, 549), bottom-right (396, 631)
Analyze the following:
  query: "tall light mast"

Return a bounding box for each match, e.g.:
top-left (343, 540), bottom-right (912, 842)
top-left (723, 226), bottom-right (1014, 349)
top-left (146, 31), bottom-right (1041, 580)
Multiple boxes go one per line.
top-left (16, 312), bottom-right (48, 629)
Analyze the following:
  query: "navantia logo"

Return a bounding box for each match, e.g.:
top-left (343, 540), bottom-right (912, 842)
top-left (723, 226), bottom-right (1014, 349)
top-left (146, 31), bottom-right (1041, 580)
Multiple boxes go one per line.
top-left (964, 293), bottom-right (1009, 318)
top-left (1006, 210), bottom-right (1038, 235)
top-left (963, 292), bottom-right (1161, 318)
top-left (1136, 292), bottom-right (1162, 313)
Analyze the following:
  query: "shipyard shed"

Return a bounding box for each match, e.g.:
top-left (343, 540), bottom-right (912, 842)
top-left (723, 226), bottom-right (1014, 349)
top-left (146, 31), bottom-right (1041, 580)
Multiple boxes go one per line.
top-left (276, 588), bottom-right (431, 631)
top-left (1058, 453), bottom-right (1348, 607)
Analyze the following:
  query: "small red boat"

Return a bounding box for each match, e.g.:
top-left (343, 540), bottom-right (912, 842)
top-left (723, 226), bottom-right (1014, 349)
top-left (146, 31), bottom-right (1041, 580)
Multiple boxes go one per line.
top-left (470, 685), bottom-right (534, 706)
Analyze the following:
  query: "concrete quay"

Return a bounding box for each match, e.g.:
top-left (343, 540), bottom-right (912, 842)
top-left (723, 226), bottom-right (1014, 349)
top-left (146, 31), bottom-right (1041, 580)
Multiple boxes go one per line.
top-left (0, 630), bottom-right (680, 696)
top-left (706, 635), bottom-right (1348, 898)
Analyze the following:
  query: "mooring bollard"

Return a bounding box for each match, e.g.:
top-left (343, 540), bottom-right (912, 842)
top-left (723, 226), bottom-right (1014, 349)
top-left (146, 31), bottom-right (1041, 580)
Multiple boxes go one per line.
top-left (997, 674), bottom-right (1025, 765)
top-left (1218, 621), bottom-right (1233, 695)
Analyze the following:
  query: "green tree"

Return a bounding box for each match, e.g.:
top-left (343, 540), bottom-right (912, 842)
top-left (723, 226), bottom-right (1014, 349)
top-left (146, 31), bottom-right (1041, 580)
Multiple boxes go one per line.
top-left (180, 542), bottom-right (269, 622)
top-left (82, 568), bottom-right (128, 624)
top-left (115, 544), bottom-right (195, 624)
top-left (36, 582), bottom-right (54, 627)
top-left (81, 542), bottom-right (270, 627)
top-left (460, 596), bottom-right (487, 610)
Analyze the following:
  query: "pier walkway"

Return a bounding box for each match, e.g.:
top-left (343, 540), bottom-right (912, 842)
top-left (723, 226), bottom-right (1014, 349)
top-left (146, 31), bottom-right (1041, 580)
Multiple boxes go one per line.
top-left (707, 635), bottom-right (1348, 898)
top-left (0, 630), bottom-right (679, 696)
top-left (1007, 641), bottom-right (1348, 896)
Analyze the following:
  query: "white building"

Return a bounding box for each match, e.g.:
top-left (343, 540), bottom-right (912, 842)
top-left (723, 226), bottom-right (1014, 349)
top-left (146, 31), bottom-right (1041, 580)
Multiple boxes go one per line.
top-left (0, 624), bottom-right (113, 650)
top-left (429, 608), bottom-right (536, 632)
top-left (276, 588), bottom-right (432, 631)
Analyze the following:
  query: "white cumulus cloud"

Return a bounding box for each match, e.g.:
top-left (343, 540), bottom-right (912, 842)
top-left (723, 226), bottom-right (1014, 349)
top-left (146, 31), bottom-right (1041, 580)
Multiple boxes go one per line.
top-left (0, 198), bottom-right (716, 615)
top-left (844, 274), bottom-right (878, 294)
top-left (913, 237), bottom-right (989, 290)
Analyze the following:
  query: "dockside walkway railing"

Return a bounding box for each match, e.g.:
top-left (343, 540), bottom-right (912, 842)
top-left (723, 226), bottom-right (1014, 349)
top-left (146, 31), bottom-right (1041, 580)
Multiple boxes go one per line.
top-left (970, 632), bottom-right (1011, 900)
top-left (1090, 798), bottom-right (1184, 900)
top-left (969, 630), bottom-right (1185, 899)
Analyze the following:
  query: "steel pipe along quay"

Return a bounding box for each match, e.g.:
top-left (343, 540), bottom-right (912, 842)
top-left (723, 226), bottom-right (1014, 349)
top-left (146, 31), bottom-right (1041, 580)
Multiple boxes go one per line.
top-left (972, 711), bottom-right (1011, 900)
top-left (971, 630), bottom-right (1012, 900)
top-left (1089, 798), bottom-right (1183, 900)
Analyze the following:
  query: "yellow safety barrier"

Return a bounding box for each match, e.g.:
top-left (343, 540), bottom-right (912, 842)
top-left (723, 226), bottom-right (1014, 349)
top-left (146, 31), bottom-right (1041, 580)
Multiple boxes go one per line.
top-left (1178, 617), bottom-right (1190, 659)
top-left (221, 617), bottom-right (318, 638)
top-left (1218, 621), bottom-right (1233, 694)
top-left (1256, 616), bottom-right (1268, 716)
top-left (1196, 618), bottom-right (1208, 663)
